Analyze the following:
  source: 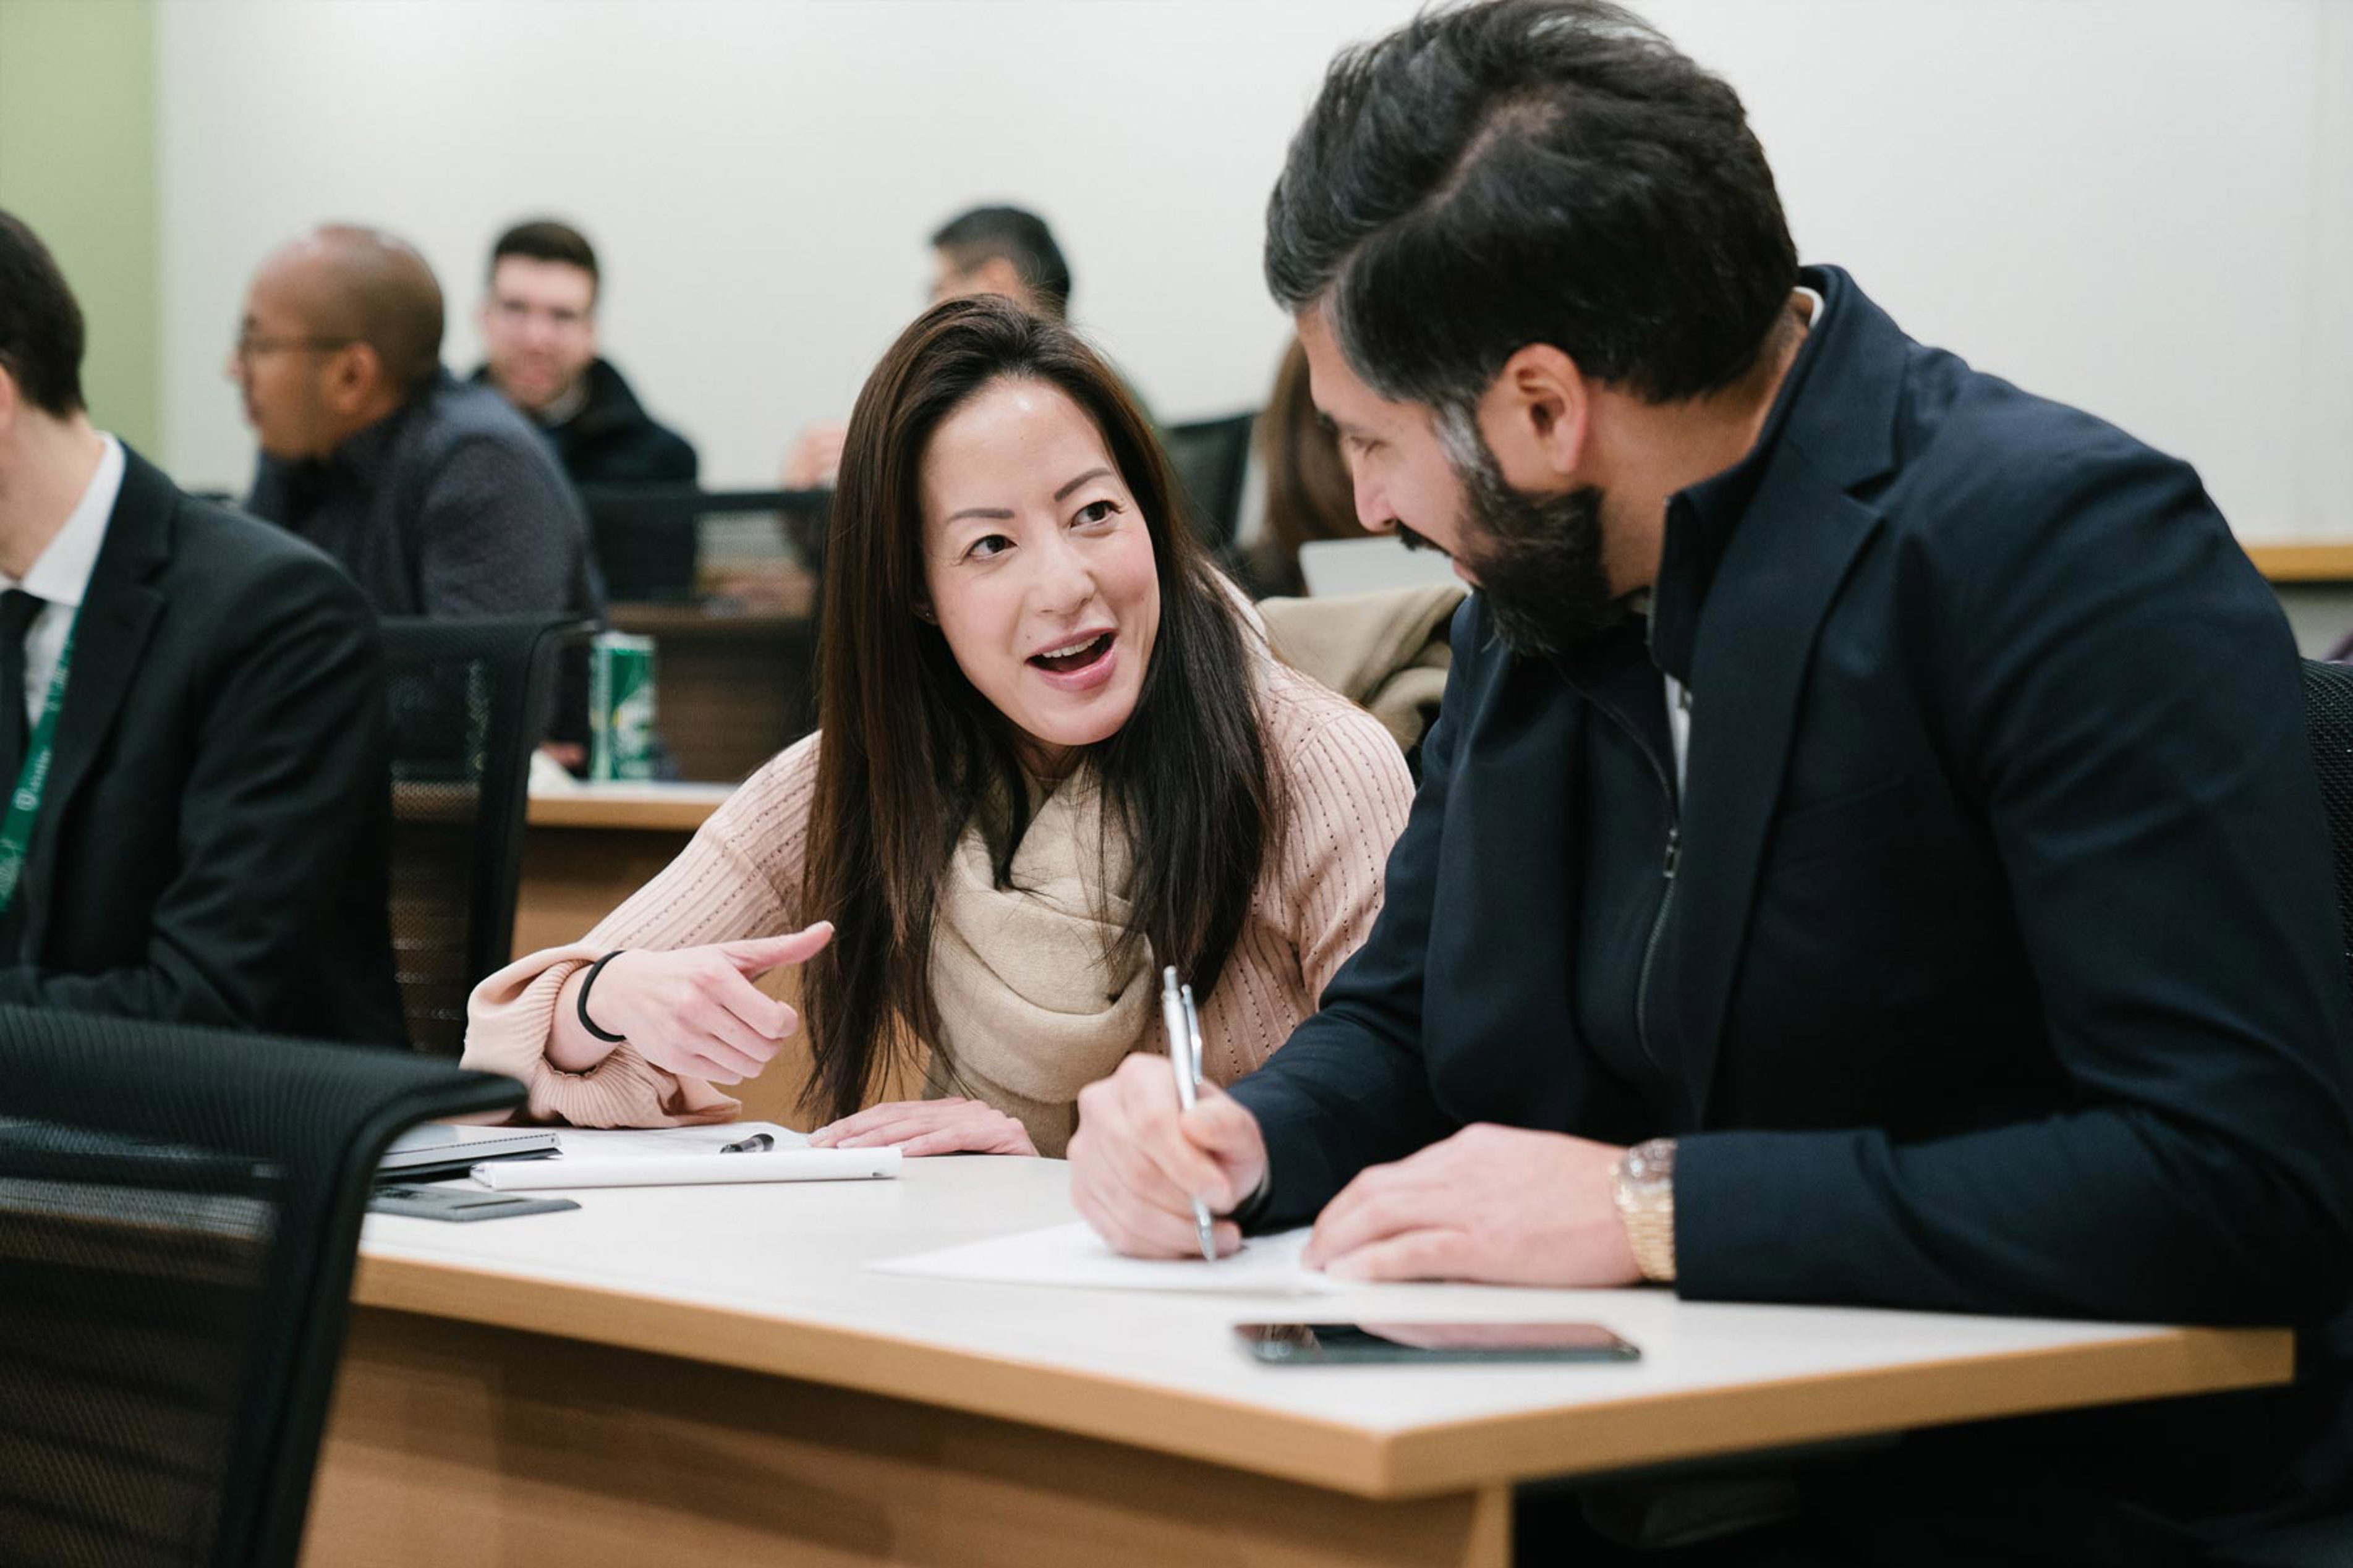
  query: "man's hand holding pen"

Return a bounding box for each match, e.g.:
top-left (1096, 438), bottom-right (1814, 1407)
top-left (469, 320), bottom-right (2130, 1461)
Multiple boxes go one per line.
top-left (1070, 1052), bottom-right (1268, 1260)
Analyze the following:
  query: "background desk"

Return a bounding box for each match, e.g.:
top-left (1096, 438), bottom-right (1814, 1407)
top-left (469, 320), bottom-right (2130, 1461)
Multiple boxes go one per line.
top-left (303, 1160), bottom-right (2288, 1567)
top-left (610, 600), bottom-right (815, 784)
top-left (512, 782), bottom-right (730, 958)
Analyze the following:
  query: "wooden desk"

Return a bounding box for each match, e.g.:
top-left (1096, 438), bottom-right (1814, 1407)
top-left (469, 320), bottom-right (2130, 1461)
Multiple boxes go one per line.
top-left (304, 1161), bottom-right (2289, 1567)
top-left (2248, 542), bottom-right (2353, 585)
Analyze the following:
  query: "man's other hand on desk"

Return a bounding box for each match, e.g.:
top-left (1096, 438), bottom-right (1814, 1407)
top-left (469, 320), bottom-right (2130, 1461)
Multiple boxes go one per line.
top-left (1068, 1054), bottom-right (1265, 1259)
top-left (547, 923), bottom-right (834, 1081)
top-left (1302, 1125), bottom-right (1641, 1287)
top-left (809, 1098), bottom-right (1037, 1157)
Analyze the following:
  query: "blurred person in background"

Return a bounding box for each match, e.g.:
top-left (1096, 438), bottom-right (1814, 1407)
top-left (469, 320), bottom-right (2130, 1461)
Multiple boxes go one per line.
top-left (475, 218), bottom-right (698, 487)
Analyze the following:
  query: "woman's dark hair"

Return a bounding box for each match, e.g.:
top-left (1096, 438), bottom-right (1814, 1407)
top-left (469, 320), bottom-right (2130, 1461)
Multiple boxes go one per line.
top-left (1264, 0), bottom-right (1798, 415)
top-left (798, 295), bottom-right (1275, 1121)
top-left (1247, 336), bottom-right (1360, 598)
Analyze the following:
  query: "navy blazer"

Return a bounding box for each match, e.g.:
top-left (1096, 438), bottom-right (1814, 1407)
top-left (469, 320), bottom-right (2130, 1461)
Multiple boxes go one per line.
top-left (1228, 268), bottom-right (2353, 1525)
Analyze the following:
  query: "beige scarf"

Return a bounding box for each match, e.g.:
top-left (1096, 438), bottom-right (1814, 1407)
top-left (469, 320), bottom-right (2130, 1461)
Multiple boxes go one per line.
top-left (924, 769), bottom-right (1153, 1156)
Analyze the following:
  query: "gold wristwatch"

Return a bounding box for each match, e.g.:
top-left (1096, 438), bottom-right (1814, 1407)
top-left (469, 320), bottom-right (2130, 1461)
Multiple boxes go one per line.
top-left (1611, 1137), bottom-right (1679, 1283)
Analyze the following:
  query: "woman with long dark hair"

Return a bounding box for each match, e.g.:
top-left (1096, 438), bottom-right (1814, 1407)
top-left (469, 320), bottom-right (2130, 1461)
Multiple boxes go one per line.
top-left (465, 298), bottom-right (1413, 1155)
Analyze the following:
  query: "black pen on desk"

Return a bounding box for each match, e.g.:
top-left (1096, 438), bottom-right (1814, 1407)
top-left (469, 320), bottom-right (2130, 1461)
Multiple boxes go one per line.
top-left (720, 1132), bottom-right (774, 1154)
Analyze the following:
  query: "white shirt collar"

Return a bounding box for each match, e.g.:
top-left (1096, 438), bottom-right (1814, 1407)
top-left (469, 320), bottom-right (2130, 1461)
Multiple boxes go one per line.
top-left (7, 434), bottom-right (124, 612)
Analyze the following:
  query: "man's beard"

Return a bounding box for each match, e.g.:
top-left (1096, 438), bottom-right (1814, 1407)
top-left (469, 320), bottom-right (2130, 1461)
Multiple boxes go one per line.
top-left (1449, 436), bottom-right (1625, 658)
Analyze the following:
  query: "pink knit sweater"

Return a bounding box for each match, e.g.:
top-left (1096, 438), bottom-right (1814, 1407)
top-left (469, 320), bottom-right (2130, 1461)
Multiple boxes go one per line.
top-left (462, 660), bottom-right (1415, 1136)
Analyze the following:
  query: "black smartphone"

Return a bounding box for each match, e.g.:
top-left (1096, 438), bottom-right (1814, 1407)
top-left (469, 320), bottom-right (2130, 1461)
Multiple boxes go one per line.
top-left (1235, 1321), bottom-right (1640, 1365)
top-left (368, 1185), bottom-right (582, 1223)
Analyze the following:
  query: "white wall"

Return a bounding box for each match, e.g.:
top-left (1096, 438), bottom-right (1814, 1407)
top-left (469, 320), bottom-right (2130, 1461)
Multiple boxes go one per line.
top-left (158, 0), bottom-right (2353, 541)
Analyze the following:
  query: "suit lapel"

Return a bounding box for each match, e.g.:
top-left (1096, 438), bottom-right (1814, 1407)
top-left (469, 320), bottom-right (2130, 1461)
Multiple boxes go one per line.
top-left (1670, 447), bottom-right (1882, 1121)
top-left (20, 452), bottom-right (172, 948)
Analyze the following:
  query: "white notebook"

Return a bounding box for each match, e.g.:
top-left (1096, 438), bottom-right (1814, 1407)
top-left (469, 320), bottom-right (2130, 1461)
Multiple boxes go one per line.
top-left (467, 1121), bottom-right (900, 1190)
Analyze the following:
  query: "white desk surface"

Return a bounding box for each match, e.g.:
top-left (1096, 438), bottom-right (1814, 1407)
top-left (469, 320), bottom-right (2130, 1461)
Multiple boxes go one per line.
top-left (354, 1157), bottom-right (2289, 1498)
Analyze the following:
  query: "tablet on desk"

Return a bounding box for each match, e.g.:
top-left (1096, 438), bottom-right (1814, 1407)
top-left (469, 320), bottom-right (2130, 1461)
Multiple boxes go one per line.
top-left (378, 1124), bottom-right (559, 1182)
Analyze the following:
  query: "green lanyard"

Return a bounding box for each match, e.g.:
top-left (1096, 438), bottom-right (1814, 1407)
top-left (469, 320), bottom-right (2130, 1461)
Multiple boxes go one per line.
top-left (0, 622), bottom-right (76, 916)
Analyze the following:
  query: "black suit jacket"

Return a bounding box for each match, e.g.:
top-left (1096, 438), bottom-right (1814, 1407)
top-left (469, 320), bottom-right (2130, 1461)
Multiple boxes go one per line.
top-left (1229, 268), bottom-right (2353, 1529)
top-left (0, 446), bottom-right (405, 1045)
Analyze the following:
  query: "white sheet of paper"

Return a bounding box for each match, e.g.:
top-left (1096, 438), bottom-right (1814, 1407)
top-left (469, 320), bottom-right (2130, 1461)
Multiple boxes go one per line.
top-left (869, 1220), bottom-right (1342, 1295)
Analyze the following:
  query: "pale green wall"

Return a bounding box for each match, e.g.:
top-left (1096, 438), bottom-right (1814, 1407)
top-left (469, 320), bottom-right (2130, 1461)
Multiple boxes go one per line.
top-left (0, 0), bottom-right (158, 452)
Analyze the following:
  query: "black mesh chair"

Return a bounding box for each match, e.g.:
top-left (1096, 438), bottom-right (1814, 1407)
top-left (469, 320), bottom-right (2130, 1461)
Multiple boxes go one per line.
top-left (379, 616), bottom-right (595, 1054)
top-left (0, 1005), bottom-right (522, 1567)
top-left (1161, 412), bottom-right (1257, 549)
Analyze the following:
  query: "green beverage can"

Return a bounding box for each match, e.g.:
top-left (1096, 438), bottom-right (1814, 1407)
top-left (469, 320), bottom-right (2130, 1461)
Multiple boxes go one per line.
top-left (590, 631), bottom-right (658, 781)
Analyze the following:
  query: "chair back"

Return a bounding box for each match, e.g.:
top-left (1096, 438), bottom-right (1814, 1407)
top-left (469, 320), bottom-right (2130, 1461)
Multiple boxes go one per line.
top-left (0, 1006), bottom-right (521, 1567)
top-left (379, 616), bottom-right (595, 1053)
top-left (1161, 412), bottom-right (1257, 548)
top-left (2303, 659), bottom-right (2353, 1002)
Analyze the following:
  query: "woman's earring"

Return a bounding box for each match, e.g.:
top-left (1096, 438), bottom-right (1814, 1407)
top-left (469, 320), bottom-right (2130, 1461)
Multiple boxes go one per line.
top-left (914, 606), bottom-right (937, 625)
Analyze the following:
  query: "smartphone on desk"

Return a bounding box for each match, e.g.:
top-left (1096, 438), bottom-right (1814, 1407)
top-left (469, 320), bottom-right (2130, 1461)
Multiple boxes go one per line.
top-left (1235, 1321), bottom-right (1640, 1365)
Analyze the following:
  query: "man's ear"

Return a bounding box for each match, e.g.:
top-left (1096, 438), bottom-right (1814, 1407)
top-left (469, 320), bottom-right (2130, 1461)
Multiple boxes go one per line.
top-left (1476, 344), bottom-right (1591, 489)
top-left (0, 362), bottom-right (19, 444)
top-left (323, 342), bottom-right (385, 415)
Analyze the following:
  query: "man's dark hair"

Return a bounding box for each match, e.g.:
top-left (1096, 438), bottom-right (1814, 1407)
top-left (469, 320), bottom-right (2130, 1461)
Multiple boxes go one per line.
top-left (0, 208), bottom-right (87, 418)
top-left (491, 218), bottom-right (600, 301)
top-left (930, 205), bottom-right (1072, 318)
top-left (1265, 0), bottom-right (1797, 412)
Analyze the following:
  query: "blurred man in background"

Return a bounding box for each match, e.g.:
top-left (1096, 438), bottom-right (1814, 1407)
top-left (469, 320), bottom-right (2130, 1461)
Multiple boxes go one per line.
top-left (781, 203), bottom-right (1076, 488)
top-left (475, 218), bottom-right (697, 487)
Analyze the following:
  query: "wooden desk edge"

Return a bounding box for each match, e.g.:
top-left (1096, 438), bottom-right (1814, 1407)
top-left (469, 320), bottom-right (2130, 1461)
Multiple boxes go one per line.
top-left (1379, 1322), bottom-right (2293, 1495)
top-left (351, 1252), bottom-right (1389, 1494)
top-left (2247, 542), bottom-right (2353, 583)
top-left (526, 790), bottom-right (733, 831)
top-left (348, 1253), bottom-right (2289, 1501)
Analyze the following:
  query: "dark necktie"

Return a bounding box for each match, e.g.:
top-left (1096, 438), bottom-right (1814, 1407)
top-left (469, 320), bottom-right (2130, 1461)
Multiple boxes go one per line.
top-left (0, 588), bottom-right (48, 790)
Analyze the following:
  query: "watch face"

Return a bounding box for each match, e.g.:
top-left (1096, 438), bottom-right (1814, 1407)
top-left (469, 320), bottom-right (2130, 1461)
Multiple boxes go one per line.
top-left (1622, 1138), bottom-right (1675, 1193)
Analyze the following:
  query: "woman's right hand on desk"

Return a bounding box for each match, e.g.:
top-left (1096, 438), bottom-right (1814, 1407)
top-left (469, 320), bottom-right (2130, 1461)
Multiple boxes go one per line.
top-left (553, 923), bottom-right (835, 1083)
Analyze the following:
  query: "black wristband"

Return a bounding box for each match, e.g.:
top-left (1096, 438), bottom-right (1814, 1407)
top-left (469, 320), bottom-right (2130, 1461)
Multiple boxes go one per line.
top-left (576, 951), bottom-right (629, 1043)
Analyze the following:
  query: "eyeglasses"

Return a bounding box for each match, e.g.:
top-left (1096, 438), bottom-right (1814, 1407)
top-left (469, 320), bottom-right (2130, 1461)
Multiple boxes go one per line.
top-left (231, 331), bottom-right (357, 365)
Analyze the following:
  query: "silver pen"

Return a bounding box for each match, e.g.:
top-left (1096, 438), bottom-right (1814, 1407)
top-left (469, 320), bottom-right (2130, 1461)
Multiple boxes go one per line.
top-left (1158, 965), bottom-right (1218, 1262)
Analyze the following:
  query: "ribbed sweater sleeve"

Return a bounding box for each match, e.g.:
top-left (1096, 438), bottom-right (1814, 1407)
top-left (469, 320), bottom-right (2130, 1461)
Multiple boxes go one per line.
top-left (461, 734), bottom-right (820, 1125)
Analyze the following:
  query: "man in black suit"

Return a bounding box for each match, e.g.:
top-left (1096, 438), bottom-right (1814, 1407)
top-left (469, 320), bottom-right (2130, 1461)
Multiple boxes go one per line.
top-left (0, 208), bottom-right (402, 1044)
top-left (1068, 3), bottom-right (2353, 1559)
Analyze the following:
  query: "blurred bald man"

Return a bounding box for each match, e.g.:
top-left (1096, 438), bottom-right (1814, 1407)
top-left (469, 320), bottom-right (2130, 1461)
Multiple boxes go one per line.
top-left (234, 224), bottom-right (602, 636)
